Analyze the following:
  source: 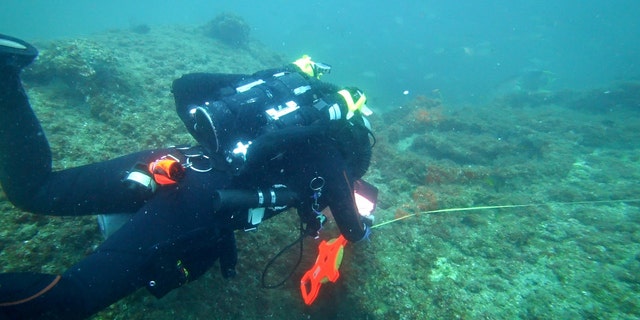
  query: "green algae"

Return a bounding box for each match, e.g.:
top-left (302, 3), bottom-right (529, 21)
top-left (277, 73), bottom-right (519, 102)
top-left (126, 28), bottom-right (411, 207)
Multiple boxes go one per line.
top-left (0, 22), bottom-right (639, 320)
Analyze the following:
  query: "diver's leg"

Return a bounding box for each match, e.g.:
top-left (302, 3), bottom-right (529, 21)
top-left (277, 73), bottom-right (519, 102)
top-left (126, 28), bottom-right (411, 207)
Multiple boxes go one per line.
top-left (0, 34), bottom-right (53, 207)
top-left (0, 34), bottom-right (38, 71)
top-left (0, 252), bottom-right (147, 319)
top-left (0, 207), bottom-right (155, 319)
top-left (0, 272), bottom-right (96, 320)
top-left (0, 35), bottom-right (168, 215)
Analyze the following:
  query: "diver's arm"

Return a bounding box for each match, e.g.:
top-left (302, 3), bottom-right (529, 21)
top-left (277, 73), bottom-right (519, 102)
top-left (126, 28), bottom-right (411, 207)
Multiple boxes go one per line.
top-left (323, 166), bottom-right (368, 242)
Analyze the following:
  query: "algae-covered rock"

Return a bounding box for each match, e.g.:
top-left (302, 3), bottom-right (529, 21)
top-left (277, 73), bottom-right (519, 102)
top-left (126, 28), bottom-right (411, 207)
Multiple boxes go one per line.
top-left (22, 38), bottom-right (136, 124)
top-left (24, 39), bottom-right (133, 101)
top-left (203, 13), bottom-right (251, 48)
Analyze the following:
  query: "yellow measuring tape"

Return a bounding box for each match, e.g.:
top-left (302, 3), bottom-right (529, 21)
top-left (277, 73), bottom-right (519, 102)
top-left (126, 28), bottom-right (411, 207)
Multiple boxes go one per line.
top-left (371, 199), bottom-right (640, 229)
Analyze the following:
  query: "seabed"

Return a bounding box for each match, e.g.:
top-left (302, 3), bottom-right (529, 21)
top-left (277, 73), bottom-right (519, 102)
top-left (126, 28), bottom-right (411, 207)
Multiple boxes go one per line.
top-left (0, 22), bottom-right (638, 319)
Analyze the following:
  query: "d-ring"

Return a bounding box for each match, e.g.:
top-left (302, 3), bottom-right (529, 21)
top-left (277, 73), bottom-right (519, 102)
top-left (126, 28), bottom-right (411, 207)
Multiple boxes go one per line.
top-left (309, 176), bottom-right (325, 191)
top-left (186, 154), bottom-right (212, 172)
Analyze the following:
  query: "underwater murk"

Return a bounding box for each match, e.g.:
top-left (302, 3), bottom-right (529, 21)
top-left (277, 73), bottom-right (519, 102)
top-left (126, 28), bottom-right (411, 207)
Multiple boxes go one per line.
top-left (0, 16), bottom-right (639, 320)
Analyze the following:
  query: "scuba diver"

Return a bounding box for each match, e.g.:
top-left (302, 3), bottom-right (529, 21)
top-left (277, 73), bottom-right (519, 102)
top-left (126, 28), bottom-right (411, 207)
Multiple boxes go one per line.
top-left (0, 34), bottom-right (376, 319)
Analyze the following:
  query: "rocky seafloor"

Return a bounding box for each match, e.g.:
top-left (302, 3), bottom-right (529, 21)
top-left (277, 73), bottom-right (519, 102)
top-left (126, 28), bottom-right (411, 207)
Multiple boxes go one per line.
top-left (0, 19), bottom-right (639, 319)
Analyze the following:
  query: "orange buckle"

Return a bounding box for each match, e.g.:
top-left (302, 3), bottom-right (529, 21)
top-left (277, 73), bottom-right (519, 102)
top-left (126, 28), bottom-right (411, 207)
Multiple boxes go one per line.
top-left (148, 158), bottom-right (185, 185)
top-left (300, 235), bottom-right (348, 305)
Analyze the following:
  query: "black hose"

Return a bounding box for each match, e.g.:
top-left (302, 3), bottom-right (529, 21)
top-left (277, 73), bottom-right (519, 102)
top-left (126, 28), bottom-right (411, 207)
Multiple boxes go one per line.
top-left (261, 221), bottom-right (305, 289)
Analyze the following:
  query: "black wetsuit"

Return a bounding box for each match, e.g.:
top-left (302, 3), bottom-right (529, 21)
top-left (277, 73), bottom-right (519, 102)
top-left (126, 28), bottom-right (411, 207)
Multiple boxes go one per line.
top-left (0, 52), bottom-right (371, 319)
